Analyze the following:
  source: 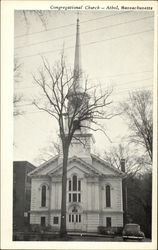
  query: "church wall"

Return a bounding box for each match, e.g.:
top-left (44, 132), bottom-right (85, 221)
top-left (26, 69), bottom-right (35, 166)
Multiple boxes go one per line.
top-left (50, 213), bottom-right (60, 230)
top-left (102, 212), bottom-right (123, 227)
top-left (30, 213), bottom-right (49, 225)
top-left (50, 180), bottom-right (62, 210)
top-left (87, 213), bottom-right (100, 232)
top-left (30, 177), bottom-right (49, 211)
top-left (99, 178), bottom-right (123, 212)
top-left (29, 161), bottom-right (123, 231)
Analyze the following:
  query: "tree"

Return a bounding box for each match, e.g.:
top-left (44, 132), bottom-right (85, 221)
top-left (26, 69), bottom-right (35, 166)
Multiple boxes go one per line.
top-left (104, 143), bottom-right (151, 177)
top-left (14, 58), bottom-right (23, 116)
top-left (15, 10), bottom-right (59, 35)
top-left (120, 90), bottom-right (153, 161)
top-left (33, 54), bottom-right (115, 236)
top-left (34, 137), bottom-right (60, 165)
top-left (127, 171), bottom-right (152, 238)
top-left (104, 143), bottom-right (152, 227)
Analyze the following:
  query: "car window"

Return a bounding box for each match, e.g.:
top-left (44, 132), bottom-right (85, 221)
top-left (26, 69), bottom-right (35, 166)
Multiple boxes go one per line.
top-left (125, 225), bottom-right (140, 231)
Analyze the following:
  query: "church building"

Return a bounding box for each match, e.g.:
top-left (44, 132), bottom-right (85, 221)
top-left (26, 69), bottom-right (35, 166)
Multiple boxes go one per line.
top-left (29, 18), bottom-right (124, 233)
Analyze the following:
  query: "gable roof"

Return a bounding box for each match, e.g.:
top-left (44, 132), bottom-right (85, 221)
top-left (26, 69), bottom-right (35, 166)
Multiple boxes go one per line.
top-left (28, 155), bottom-right (59, 176)
top-left (28, 154), bottom-right (123, 178)
top-left (91, 154), bottom-right (123, 175)
top-left (48, 156), bottom-right (103, 176)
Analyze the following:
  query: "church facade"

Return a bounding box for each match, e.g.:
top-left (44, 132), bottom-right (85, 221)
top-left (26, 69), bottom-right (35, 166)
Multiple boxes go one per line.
top-left (29, 18), bottom-right (124, 232)
top-left (29, 153), bottom-right (123, 232)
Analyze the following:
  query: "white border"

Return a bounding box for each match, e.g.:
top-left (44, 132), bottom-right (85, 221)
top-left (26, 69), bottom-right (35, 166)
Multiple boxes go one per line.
top-left (1, 1), bottom-right (157, 249)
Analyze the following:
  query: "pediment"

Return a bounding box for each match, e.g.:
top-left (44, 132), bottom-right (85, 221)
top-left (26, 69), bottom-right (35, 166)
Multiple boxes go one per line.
top-left (91, 154), bottom-right (123, 176)
top-left (28, 155), bottom-right (59, 177)
top-left (48, 156), bottom-right (102, 177)
top-left (28, 154), bottom-right (123, 178)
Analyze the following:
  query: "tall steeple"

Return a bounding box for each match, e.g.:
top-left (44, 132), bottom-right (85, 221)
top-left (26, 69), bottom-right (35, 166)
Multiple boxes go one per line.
top-left (73, 18), bottom-right (82, 92)
top-left (63, 16), bottom-right (94, 164)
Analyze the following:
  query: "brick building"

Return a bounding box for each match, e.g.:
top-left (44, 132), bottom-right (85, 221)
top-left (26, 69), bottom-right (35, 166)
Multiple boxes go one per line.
top-left (13, 161), bottom-right (36, 231)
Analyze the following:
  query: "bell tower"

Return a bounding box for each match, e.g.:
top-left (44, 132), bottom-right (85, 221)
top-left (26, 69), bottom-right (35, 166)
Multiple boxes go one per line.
top-left (66, 18), bottom-right (95, 163)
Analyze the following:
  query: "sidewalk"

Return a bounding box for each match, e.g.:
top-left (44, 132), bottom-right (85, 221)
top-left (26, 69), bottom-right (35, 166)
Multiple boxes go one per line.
top-left (67, 232), bottom-right (114, 238)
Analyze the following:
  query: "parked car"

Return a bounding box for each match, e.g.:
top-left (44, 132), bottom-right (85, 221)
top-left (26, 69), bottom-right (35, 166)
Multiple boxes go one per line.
top-left (122, 224), bottom-right (145, 241)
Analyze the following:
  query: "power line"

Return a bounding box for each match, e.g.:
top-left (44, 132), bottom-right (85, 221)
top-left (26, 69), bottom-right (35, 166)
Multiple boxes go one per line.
top-left (17, 86), bottom-right (152, 114)
top-left (89, 70), bottom-right (153, 80)
top-left (100, 78), bottom-right (153, 89)
top-left (15, 11), bottom-right (132, 39)
top-left (14, 84), bottom-right (152, 108)
top-left (16, 28), bottom-right (154, 60)
top-left (15, 15), bottom-right (154, 50)
top-left (15, 76), bottom-right (153, 91)
top-left (14, 70), bottom-right (153, 91)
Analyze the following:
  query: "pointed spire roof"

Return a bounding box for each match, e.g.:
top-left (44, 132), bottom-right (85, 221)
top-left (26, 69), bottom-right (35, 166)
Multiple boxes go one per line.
top-left (73, 18), bottom-right (82, 92)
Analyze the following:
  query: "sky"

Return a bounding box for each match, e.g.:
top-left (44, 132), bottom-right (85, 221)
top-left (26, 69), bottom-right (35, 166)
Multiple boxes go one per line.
top-left (14, 9), bottom-right (154, 166)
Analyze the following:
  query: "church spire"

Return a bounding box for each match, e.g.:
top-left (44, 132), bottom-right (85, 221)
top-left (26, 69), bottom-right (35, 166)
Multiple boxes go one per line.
top-left (73, 17), bottom-right (82, 92)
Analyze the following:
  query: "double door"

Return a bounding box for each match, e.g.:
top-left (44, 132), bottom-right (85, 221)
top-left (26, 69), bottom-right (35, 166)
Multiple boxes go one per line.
top-left (67, 206), bottom-right (82, 231)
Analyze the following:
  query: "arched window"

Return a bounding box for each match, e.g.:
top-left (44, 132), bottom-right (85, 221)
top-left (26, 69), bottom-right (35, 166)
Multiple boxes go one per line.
top-left (41, 185), bottom-right (46, 207)
top-left (106, 185), bottom-right (111, 207)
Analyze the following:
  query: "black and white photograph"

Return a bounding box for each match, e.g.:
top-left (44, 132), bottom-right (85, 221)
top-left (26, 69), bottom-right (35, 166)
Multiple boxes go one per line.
top-left (1, 1), bottom-right (157, 249)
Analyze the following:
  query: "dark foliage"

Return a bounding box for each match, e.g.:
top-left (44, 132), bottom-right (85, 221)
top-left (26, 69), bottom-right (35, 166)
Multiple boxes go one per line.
top-left (126, 172), bottom-right (152, 238)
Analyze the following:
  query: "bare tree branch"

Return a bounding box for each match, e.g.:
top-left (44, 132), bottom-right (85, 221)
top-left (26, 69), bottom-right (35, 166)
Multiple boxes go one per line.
top-left (32, 53), bottom-right (117, 236)
top-left (120, 90), bottom-right (153, 162)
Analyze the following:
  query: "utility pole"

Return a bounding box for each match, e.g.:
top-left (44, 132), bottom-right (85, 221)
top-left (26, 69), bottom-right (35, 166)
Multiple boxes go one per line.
top-left (121, 159), bottom-right (128, 226)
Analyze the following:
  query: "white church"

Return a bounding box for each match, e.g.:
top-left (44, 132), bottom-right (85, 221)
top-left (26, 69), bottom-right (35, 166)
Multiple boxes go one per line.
top-left (29, 18), bottom-right (124, 233)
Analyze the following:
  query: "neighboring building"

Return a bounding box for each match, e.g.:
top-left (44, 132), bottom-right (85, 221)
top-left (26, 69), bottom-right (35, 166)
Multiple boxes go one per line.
top-left (29, 18), bottom-right (124, 232)
top-left (13, 161), bottom-right (36, 231)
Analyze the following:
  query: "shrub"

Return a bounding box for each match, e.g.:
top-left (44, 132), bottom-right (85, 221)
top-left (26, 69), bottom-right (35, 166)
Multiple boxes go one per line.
top-left (98, 226), bottom-right (123, 236)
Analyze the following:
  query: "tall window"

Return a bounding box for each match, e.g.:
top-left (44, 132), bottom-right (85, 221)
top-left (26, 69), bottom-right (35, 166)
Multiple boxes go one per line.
top-left (106, 185), bottom-right (111, 207)
top-left (68, 175), bottom-right (81, 203)
top-left (41, 185), bottom-right (46, 207)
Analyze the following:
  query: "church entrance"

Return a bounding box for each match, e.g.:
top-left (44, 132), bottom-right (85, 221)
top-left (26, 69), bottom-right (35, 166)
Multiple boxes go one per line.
top-left (67, 205), bottom-right (82, 231)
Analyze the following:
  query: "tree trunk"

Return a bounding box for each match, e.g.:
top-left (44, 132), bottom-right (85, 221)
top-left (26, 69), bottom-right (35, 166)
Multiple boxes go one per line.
top-left (60, 143), bottom-right (69, 237)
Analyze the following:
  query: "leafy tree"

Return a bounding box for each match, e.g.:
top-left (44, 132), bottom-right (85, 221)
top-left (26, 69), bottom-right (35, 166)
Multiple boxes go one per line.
top-left (33, 54), bottom-right (115, 236)
top-left (127, 172), bottom-right (152, 238)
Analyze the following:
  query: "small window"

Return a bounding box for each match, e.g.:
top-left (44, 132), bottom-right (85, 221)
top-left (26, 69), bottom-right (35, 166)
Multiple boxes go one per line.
top-left (53, 216), bottom-right (59, 225)
top-left (78, 180), bottom-right (81, 191)
top-left (73, 175), bottom-right (77, 191)
top-left (76, 214), bottom-right (78, 222)
top-left (106, 217), bottom-right (111, 227)
top-left (79, 214), bottom-right (81, 223)
top-left (69, 180), bottom-right (71, 191)
top-left (73, 193), bottom-right (77, 202)
top-left (69, 193), bottom-right (71, 202)
top-left (78, 193), bottom-right (81, 202)
top-left (72, 214), bottom-right (74, 222)
top-left (41, 216), bottom-right (46, 227)
top-left (73, 120), bottom-right (81, 130)
top-left (69, 214), bottom-right (71, 222)
top-left (106, 185), bottom-right (111, 207)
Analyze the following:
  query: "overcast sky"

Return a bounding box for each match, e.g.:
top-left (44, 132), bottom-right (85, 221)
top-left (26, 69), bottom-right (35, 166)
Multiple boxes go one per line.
top-left (14, 10), bottom-right (154, 166)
